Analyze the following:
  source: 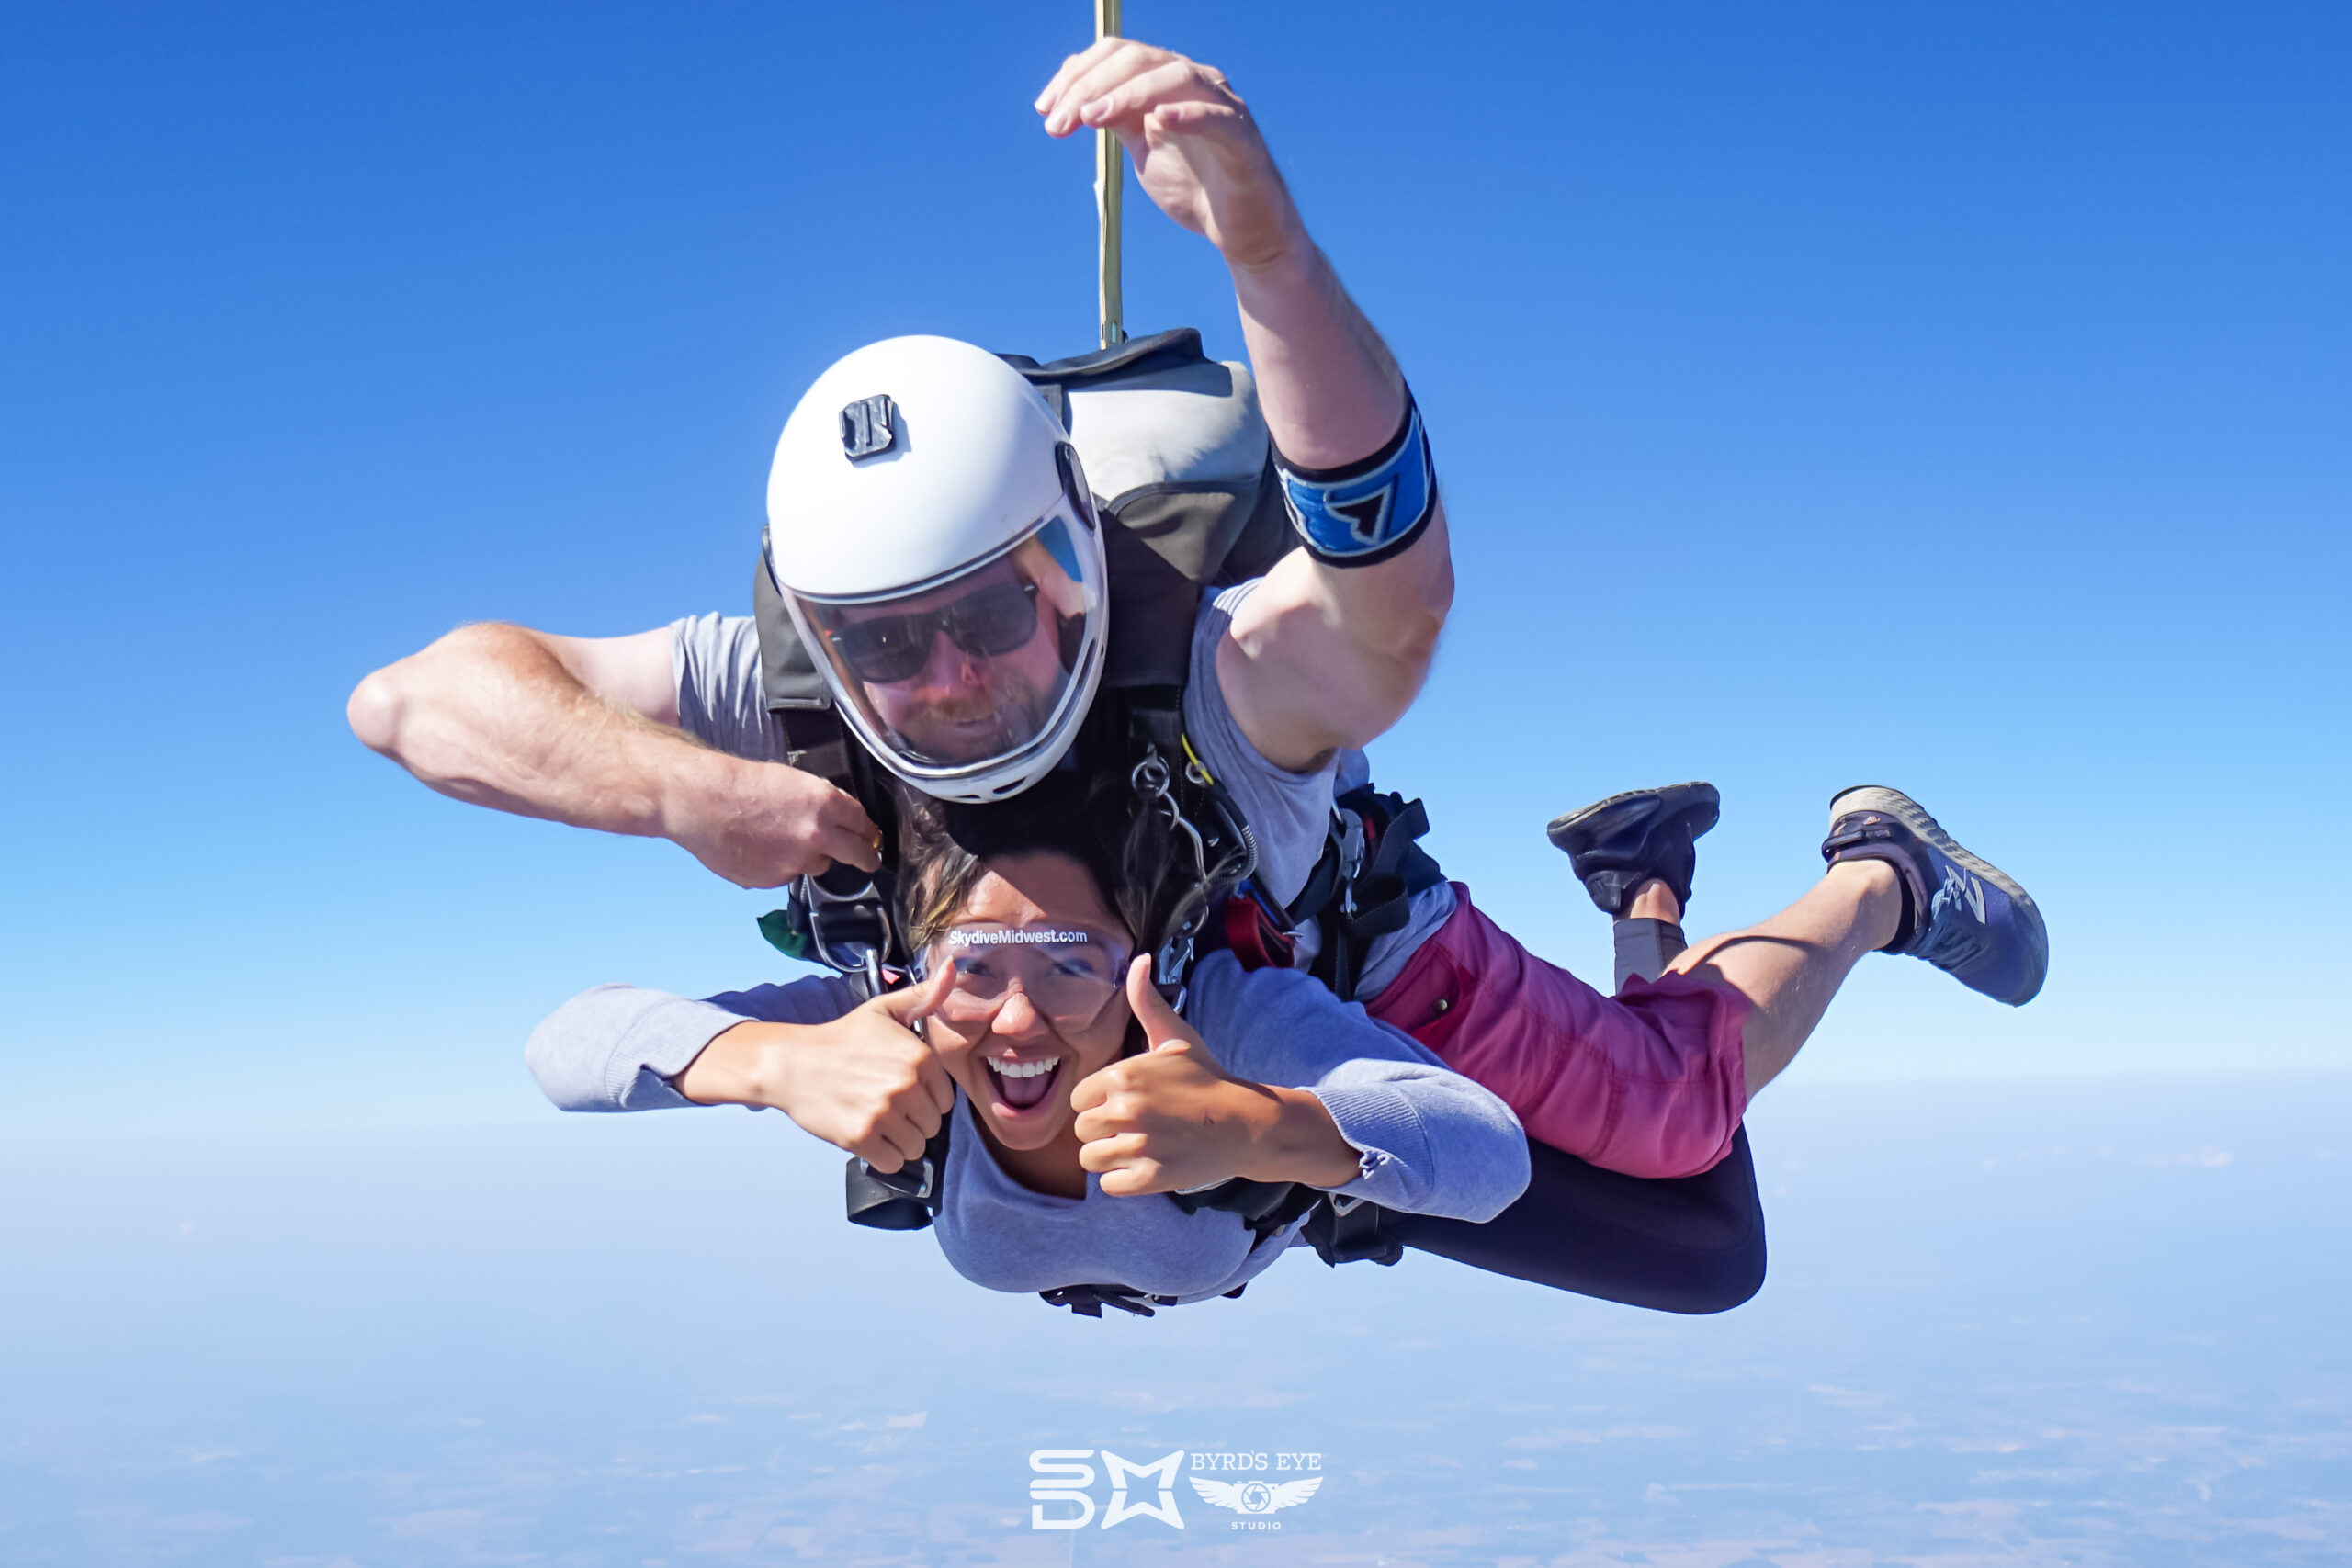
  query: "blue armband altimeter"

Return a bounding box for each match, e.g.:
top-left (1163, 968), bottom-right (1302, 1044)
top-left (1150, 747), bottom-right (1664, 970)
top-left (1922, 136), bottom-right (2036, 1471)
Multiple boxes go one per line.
top-left (1274, 396), bottom-right (1437, 567)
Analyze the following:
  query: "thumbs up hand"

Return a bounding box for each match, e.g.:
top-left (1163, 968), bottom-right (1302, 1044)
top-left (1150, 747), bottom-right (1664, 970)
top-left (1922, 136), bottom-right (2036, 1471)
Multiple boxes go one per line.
top-left (1069, 957), bottom-right (1362, 1197)
top-left (675, 961), bottom-right (958, 1174)
top-left (1123, 951), bottom-right (1209, 1057)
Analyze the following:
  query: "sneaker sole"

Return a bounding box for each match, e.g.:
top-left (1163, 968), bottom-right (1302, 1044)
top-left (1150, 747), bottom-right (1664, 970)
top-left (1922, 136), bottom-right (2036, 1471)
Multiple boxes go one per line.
top-left (1827, 784), bottom-right (2048, 1003)
top-left (1546, 781), bottom-right (1721, 850)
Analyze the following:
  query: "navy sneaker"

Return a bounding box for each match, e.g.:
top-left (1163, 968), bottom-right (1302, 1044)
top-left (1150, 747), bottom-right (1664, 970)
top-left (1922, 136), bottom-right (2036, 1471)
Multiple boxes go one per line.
top-left (1547, 782), bottom-right (1721, 916)
top-left (1821, 786), bottom-right (2048, 1006)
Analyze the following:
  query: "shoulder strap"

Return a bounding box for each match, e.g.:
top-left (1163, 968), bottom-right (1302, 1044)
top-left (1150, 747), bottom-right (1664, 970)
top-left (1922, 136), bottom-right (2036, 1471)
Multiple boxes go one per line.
top-left (1334, 791), bottom-right (1444, 944)
top-left (751, 543), bottom-right (838, 719)
top-left (1295, 789), bottom-right (1446, 1002)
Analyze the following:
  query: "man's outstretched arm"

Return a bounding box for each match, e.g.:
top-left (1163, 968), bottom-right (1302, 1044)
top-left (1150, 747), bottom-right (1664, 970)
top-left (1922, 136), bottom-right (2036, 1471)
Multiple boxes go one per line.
top-left (1037, 39), bottom-right (1453, 772)
top-left (346, 622), bottom-right (878, 886)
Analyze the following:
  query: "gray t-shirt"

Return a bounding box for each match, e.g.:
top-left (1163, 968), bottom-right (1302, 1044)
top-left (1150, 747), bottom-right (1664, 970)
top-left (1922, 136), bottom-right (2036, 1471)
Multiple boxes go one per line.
top-left (669, 585), bottom-right (1455, 998)
top-left (1174, 584), bottom-right (1455, 996)
top-left (524, 953), bottom-right (1529, 1306)
top-left (673, 612), bottom-right (795, 765)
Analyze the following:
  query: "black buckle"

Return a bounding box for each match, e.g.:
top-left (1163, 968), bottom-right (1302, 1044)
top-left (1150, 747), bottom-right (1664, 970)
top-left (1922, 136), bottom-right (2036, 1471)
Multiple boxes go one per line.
top-left (1039, 1284), bottom-right (1172, 1318)
top-left (869, 1156), bottom-right (937, 1205)
top-left (1304, 1195), bottom-right (1404, 1268)
top-left (797, 863), bottom-right (899, 995)
top-left (843, 1155), bottom-right (940, 1231)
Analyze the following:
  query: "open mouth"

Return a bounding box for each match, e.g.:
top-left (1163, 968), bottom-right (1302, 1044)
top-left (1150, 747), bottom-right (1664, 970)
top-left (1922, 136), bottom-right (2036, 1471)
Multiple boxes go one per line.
top-left (984, 1054), bottom-right (1063, 1113)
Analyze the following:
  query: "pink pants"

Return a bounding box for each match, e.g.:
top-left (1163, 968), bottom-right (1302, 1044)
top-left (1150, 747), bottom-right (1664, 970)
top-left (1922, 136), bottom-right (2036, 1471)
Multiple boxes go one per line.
top-left (1363, 885), bottom-right (1751, 1179)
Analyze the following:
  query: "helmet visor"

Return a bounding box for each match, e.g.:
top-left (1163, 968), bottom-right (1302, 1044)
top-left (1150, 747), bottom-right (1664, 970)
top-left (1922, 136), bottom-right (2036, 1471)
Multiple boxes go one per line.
top-left (787, 513), bottom-right (1102, 775)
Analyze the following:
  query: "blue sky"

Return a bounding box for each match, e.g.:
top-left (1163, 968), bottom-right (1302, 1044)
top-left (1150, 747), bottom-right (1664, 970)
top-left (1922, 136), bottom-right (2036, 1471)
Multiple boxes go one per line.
top-left (3, 1), bottom-right (2346, 1132)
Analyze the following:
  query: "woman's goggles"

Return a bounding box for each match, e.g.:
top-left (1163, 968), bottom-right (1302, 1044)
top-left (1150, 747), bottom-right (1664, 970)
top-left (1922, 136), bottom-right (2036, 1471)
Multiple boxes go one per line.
top-left (923, 923), bottom-right (1130, 1032)
top-left (820, 580), bottom-right (1042, 685)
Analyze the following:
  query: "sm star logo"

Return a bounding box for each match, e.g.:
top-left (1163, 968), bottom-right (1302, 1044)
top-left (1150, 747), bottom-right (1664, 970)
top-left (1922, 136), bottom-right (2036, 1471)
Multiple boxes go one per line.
top-left (1028, 1450), bottom-right (1185, 1529)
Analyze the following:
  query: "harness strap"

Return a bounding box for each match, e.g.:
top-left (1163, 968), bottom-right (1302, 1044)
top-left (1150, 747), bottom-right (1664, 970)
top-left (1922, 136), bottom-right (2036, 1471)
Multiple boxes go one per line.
top-left (1038, 1173), bottom-right (1325, 1318)
top-left (1167, 1175), bottom-right (1327, 1242)
top-left (1219, 890), bottom-right (1297, 971)
top-left (844, 1122), bottom-right (950, 1232)
top-left (1120, 685), bottom-right (1186, 756)
top-left (1303, 1197), bottom-right (1405, 1268)
top-left (1280, 829), bottom-right (1345, 931)
top-left (776, 705), bottom-right (854, 784)
top-left (1305, 789), bottom-right (1446, 1000)
top-left (1339, 794), bottom-right (1436, 945)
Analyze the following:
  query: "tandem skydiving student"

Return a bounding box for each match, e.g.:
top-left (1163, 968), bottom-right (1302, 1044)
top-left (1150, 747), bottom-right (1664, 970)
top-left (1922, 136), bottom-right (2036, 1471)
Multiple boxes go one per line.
top-left (527, 776), bottom-right (1531, 1314)
top-left (523, 769), bottom-right (2044, 1318)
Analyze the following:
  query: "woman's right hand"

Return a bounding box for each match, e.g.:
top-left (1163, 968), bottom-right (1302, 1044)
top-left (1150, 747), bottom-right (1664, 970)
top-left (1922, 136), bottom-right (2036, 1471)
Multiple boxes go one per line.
top-left (675, 964), bottom-right (957, 1172)
top-left (1073, 957), bottom-right (1363, 1196)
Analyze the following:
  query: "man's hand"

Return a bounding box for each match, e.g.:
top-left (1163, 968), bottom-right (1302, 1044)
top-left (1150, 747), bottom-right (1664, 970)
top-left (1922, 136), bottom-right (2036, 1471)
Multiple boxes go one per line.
top-left (675, 964), bottom-right (956, 1171)
top-left (665, 758), bottom-right (882, 889)
top-left (1070, 958), bottom-right (1363, 1197)
top-left (1035, 39), bottom-right (1301, 273)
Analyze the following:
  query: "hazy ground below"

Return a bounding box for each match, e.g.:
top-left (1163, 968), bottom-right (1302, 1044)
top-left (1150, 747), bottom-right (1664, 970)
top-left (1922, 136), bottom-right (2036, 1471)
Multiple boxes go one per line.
top-left (5, 1073), bottom-right (2346, 1566)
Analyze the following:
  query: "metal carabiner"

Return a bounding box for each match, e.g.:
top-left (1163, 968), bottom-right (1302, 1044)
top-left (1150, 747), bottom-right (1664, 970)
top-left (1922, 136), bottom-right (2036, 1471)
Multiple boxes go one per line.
top-left (1132, 745), bottom-right (1208, 886)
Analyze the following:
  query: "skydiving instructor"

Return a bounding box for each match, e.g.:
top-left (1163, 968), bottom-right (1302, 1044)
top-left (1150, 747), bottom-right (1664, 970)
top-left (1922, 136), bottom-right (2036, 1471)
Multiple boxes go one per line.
top-left (348, 36), bottom-right (1450, 887)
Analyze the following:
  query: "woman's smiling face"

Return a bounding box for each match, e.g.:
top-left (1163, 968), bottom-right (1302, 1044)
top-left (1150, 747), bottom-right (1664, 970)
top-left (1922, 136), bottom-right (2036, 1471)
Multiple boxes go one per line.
top-left (920, 850), bottom-right (1137, 1157)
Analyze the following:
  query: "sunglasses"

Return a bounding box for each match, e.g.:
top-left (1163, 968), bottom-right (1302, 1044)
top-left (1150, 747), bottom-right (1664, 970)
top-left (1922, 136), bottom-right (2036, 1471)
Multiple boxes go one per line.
top-left (823, 580), bottom-right (1043, 685)
top-left (925, 924), bottom-right (1131, 1032)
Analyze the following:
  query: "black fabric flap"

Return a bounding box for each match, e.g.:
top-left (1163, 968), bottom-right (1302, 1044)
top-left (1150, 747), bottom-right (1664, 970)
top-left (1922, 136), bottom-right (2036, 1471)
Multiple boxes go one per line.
top-left (1216, 455), bottom-right (1300, 585)
top-left (999, 326), bottom-right (1204, 386)
top-left (752, 547), bottom-right (835, 713)
top-left (1103, 482), bottom-right (1261, 585)
top-left (1100, 521), bottom-right (1195, 690)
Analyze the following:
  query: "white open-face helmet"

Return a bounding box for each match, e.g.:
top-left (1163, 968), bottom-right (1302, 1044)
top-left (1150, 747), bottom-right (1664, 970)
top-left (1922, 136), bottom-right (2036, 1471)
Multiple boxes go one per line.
top-left (764, 335), bottom-right (1108, 804)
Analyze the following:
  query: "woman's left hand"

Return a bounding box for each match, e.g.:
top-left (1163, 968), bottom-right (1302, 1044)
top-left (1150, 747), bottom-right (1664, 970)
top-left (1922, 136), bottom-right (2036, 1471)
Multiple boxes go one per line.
top-left (1070, 957), bottom-right (1362, 1197)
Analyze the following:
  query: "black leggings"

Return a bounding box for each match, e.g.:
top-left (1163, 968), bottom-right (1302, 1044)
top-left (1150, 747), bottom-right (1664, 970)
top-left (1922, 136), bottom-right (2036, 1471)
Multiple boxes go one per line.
top-left (1384, 1126), bottom-right (1766, 1314)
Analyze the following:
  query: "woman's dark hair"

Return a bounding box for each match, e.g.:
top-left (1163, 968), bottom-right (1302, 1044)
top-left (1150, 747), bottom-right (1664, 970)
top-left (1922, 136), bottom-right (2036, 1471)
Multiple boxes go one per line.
top-left (894, 773), bottom-right (1183, 957)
